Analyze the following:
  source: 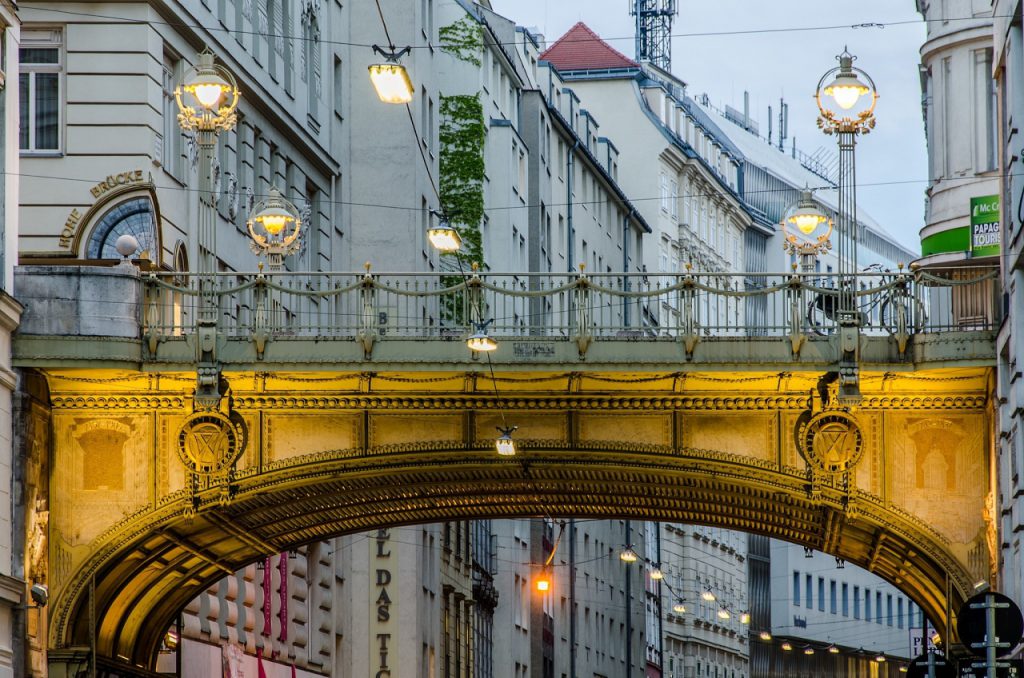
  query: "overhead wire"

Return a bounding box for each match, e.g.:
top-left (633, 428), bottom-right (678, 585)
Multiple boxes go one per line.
top-left (22, 4), bottom-right (1014, 51)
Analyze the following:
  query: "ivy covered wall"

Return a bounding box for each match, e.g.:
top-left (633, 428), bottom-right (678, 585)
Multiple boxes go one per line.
top-left (438, 15), bottom-right (486, 270)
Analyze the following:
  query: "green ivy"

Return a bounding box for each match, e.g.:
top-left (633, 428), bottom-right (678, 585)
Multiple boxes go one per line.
top-left (439, 92), bottom-right (486, 322)
top-left (439, 16), bottom-right (483, 67)
top-left (439, 93), bottom-right (486, 266)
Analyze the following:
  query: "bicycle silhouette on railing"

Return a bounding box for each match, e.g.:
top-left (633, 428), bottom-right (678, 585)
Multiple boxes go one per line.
top-left (805, 264), bottom-right (927, 336)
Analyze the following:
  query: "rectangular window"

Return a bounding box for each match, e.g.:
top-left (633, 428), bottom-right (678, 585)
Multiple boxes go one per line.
top-left (941, 56), bottom-right (953, 176)
top-left (842, 583), bottom-right (849, 617)
top-left (888, 595), bottom-right (894, 627)
top-left (898, 598), bottom-right (905, 629)
top-left (974, 47), bottom-right (997, 171)
top-left (805, 574), bottom-right (812, 609)
top-left (818, 578), bottom-right (825, 612)
top-left (854, 586), bottom-right (861, 619)
top-left (670, 179), bottom-right (678, 218)
top-left (793, 572), bottom-right (800, 606)
top-left (20, 28), bottom-right (63, 153)
top-left (830, 581), bottom-right (837, 614)
top-left (865, 589), bottom-right (871, 621)
top-left (660, 173), bottom-right (670, 213)
top-left (333, 56), bottom-right (343, 119)
top-left (161, 51), bottom-right (183, 178)
top-left (877, 592), bottom-right (883, 624)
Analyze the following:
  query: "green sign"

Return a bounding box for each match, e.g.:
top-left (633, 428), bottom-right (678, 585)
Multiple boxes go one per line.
top-left (970, 194), bottom-right (1000, 257)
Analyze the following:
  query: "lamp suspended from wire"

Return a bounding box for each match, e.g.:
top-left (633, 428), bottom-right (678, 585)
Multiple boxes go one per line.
top-left (649, 565), bottom-right (664, 580)
top-left (672, 600), bottom-right (687, 614)
top-left (369, 45), bottom-right (414, 104)
top-left (467, 320), bottom-right (497, 352)
top-left (428, 216), bottom-right (462, 253)
top-left (701, 588), bottom-right (717, 602)
top-left (535, 569), bottom-right (551, 592)
top-left (619, 546), bottom-right (639, 563)
top-left (496, 426), bottom-right (518, 456)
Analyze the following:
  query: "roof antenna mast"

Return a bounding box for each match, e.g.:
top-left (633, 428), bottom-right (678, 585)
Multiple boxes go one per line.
top-left (631, 0), bottom-right (678, 71)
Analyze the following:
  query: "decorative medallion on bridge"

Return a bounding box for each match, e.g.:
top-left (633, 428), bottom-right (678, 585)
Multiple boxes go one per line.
top-left (177, 411), bottom-right (245, 475)
top-left (798, 411), bottom-right (864, 474)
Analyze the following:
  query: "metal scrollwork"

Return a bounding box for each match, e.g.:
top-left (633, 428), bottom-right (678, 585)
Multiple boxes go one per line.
top-left (177, 410), bottom-right (246, 476)
top-left (797, 410), bottom-right (864, 475)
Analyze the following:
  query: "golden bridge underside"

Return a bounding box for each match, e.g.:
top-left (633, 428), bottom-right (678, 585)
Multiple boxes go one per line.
top-left (37, 367), bottom-right (994, 669)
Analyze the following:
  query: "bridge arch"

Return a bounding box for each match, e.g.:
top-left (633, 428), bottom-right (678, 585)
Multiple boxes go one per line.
top-left (38, 370), bottom-right (990, 671)
top-left (61, 446), bottom-right (973, 667)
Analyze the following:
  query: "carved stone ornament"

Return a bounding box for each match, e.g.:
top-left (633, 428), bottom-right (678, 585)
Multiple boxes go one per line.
top-left (177, 411), bottom-right (246, 475)
top-left (797, 410), bottom-right (864, 474)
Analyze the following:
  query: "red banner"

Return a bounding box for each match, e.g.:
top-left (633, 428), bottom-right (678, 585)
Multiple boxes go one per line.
top-left (262, 556), bottom-right (273, 637)
top-left (278, 552), bottom-right (289, 642)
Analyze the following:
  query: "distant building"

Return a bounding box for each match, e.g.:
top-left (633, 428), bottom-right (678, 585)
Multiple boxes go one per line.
top-left (752, 541), bottom-right (921, 678)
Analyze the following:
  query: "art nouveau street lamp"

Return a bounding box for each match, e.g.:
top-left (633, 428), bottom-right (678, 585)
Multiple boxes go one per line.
top-left (248, 187), bottom-right (302, 271)
top-left (816, 48), bottom-right (877, 404)
top-left (781, 189), bottom-right (832, 274)
top-left (176, 49), bottom-right (240, 275)
top-left (176, 49), bottom-right (239, 408)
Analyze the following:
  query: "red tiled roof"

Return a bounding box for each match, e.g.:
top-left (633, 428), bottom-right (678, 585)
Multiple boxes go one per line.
top-left (539, 22), bottom-right (639, 72)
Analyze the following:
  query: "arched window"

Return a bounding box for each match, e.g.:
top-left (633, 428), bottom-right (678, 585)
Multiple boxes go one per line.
top-left (86, 197), bottom-right (157, 259)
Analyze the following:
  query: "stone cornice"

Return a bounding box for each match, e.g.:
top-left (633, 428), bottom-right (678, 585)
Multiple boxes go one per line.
top-left (46, 392), bottom-right (987, 411)
top-left (0, 289), bottom-right (22, 332)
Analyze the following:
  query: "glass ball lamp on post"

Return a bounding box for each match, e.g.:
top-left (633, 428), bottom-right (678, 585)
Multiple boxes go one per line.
top-left (175, 50), bottom-right (240, 276)
top-left (247, 187), bottom-right (303, 271)
top-left (815, 48), bottom-right (877, 406)
top-left (781, 189), bottom-right (832, 275)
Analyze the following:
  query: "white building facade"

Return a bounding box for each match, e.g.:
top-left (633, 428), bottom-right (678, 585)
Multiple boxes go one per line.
top-left (0, 6), bottom-right (21, 678)
top-left (994, 0), bottom-right (1024, 605)
top-left (916, 0), bottom-right (999, 270)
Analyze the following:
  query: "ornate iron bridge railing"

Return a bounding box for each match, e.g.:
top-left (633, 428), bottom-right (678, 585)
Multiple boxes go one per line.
top-left (140, 267), bottom-right (999, 350)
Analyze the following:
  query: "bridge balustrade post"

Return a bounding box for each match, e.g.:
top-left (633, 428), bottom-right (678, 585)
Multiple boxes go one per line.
top-left (251, 269), bottom-right (269, 359)
top-left (787, 269), bottom-right (807, 358)
top-left (892, 268), bottom-right (911, 357)
top-left (144, 273), bottom-right (162, 357)
top-left (680, 265), bottom-right (699, 358)
top-left (573, 269), bottom-right (592, 357)
top-left (357, 263), bottom-right (377, 359)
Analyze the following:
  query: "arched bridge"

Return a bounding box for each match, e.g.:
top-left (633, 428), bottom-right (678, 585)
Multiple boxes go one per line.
top-left (11, 266), bottom-right (999, 675)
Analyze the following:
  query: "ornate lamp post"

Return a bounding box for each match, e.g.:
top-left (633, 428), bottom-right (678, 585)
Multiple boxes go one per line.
top-left (248, 187), bottom-right (302, 271)
top-left (815, 49), bottom-right (877, 404)
top-left (781, 188), bottom-right (832, 274)
top-left (175, 49), bottom-right (240, 274)
top-left (176, 49), bottom-right (240, 407)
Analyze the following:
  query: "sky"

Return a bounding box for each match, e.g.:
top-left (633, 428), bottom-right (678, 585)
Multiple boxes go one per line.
top-left (488, 0), bottom-right (928, 253)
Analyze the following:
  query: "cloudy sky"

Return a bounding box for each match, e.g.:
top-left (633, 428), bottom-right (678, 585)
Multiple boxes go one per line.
top-left (488, 0), bottom-right (928, 252)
